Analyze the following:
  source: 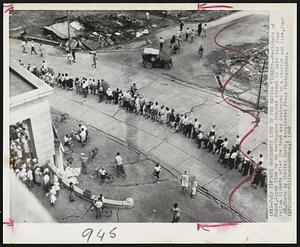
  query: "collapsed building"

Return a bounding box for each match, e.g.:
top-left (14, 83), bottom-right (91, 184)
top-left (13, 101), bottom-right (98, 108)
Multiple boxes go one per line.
top-left (43, 12), bottom-right (152, 51)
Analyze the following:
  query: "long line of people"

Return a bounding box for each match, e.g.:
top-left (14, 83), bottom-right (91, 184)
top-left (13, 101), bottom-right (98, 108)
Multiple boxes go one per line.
top-left (25, 61), bottom-right (267, 191)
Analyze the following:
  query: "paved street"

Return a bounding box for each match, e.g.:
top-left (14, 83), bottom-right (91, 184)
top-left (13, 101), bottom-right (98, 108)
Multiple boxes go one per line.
top-left (10, 11), bottom-right (268, 222)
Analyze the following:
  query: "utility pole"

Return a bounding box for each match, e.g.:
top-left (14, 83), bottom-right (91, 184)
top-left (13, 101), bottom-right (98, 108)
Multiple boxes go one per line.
top-left (67, 10), bottom-right (71, 52)
top-left (256, 59), bottom-right (266, 110)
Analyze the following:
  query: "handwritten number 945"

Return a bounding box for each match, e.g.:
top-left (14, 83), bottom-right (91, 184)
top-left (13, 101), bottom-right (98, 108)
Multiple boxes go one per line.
top-left (82, 227), bottom-right (117, 243)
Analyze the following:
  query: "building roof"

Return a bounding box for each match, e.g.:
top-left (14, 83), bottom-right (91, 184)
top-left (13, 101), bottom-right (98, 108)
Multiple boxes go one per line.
top-left (9, 60), bottom-right (53, 109)
top-left (44, 21), bottom-right (84, 39)
top-left (10, 68), bottom-right (37, 97)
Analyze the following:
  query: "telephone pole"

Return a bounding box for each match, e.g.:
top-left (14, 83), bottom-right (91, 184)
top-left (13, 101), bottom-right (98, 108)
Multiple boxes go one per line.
top-left (256, 59), bottom-right (266, 110)
top-left (67, 10), bottom-right (71, 52)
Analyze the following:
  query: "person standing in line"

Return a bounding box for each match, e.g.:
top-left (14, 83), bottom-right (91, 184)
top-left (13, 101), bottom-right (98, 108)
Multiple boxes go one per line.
top-left (229, 150), bottom-right (238, 169)
top-left (30, 41), bottom-right (37, 55)
top-left (241, 150), bottom-right (252, 176)
top-left (218, 138), bottom-right (228, 161)
top-left (171, 203), bottom-right (181, 223)
top-left (209, 124), bottom-right (216, 136)
top-left (179, 20), bottom-right (184, 32)
top-left (182, 115), bottom-right (189, 136)
top-left (193, 118), bottom-right (199, 140)
top-left (223, 149), bottom-right (231, 168)
top-left (197, 131), bottom-right (204, 148)
top-left (207, 134), bottom-right (215, 153)
top-left (181, 171), bottom-right (189, 193)
top-left (191, 177), bottom-right (197, 199)
top-left (235, 135), bottom-right (241, 150)
top-left (186, 120), bottom-right (193, 138)
top-left (213, 136), bottom-right (223, 155)
top-left (92, 52), bottom-right (97, 68)
top-left (159, 37), bottom-right (165, 50)
top-left (197, 22), bottom-right (202, 37)
top-left (69, 182), bottom-right (75, 202)
top-left (153, 163), bottom-right (161, 183)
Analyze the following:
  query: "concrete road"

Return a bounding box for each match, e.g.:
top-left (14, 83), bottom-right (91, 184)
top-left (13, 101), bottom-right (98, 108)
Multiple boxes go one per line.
top-left (9, 11), bottom-right (268, 222)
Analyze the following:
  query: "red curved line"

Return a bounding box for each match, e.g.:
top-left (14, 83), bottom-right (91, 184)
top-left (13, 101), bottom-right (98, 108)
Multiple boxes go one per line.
top-left (213, 20), bottom-right (260, 210)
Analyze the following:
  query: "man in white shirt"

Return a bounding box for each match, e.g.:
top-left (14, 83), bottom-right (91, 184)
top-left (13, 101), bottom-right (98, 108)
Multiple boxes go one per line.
top-left (95, 197), bottom-right (103, 219)
top-left (235, 135), bottom-right (241, 149)
top-left (43, 173), bottom-right (50, 193)
top-left (99, 167), bottom-right (107, 184)
top-left (193, 118), bottom-right (199, 139)
top-left (153, 164), bottom-right (161, 183)
top-left (159, 37), bottom-right (165, 50)
top-left (197, 131), bottom-right (204, 148)
top-left (27, 169), bottom-right (34, 190)
top-left (114, 152), bottom-right (124, 177)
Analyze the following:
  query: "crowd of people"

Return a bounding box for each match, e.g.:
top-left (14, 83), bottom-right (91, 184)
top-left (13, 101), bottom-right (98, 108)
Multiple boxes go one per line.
top-left (52, 71), bottom-right (267, 191)
top-left (159, 20), bottom-right (207, 56)
top-left (20, 56), bottom-right (267, 193)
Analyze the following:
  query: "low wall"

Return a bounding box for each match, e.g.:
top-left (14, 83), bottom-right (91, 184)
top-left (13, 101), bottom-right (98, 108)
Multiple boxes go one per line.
top-left (47, 162), bottom-right (134, 209)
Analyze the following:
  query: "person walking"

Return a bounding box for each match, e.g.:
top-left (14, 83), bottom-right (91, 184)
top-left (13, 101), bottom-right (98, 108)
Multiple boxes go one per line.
top-left (114, 152), bottom-right (123, 177)
top-left (198, 44), bottom-right (204, 59)
top-left (39, 43), bottom-right (44, 58)
top-left (80, 153), bottom-right (88, 175)
top-left (159, 37), bottom-right (165, 50)
top-left (69, 182), bottom-right (75, 202)
top-left (185, 28), bottom-right (190, 41)
top-left (92, 52), bottom-right (97, 68)
top-left (179, 20), bottom-right (184, 32)
top-left (191, 177), bottom-right (197, 199)
top-left (71, 49), bottom-right (76, 63)
top-left (21, 40), bottom-right (27, 54)
top-left (179, 21), bottom-right (184, 32)
top-left (181, 171), bottom-right (189, 193)
top-left (197, 22), bottom-right (202, 37)
top-left (171, 203), bottom-right (181, 223)
top-left (153, 163), bottom-right (161, 183)
top-left (30, 41), bottom-right (37, 55)
top-left (201, 23), bottom-right (208, 38)
top-left (95, 197), bottom-right (103, 219)
top-left (190, 29), bottom-right (195, 42)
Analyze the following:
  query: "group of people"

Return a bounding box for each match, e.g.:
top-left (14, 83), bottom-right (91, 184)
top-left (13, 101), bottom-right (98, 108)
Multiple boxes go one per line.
top-left (161, 21), bottom-right (207, 55)
top-left (19, 59), bottom-right (55, 87)
top-left (52, 73), bottom-right (267, 191)
top-left (13, 159), bottom-right (61, 206)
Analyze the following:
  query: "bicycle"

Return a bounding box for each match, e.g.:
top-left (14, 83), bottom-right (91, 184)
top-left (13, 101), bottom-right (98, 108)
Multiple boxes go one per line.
top-left (87, 147), bottom-right (99, 164)
top-left (89, 167), bottom-right (114, 183)
top-left (85, 201), bottom-right (113, 217)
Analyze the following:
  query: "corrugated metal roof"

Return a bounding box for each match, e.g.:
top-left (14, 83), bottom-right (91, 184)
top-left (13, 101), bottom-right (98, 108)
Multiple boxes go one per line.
top-left (44, 21), bottom-right (83, 39)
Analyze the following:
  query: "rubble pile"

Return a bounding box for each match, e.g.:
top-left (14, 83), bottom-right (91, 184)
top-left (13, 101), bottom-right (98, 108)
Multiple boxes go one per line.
top-left (206, 38), bottom-right (269, 88)
top-left (76, 13), bottom-right (151, 49)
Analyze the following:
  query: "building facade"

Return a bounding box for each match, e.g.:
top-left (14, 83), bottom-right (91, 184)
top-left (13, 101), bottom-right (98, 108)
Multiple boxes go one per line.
top-left (9, 60), bottom-right (55, 168)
